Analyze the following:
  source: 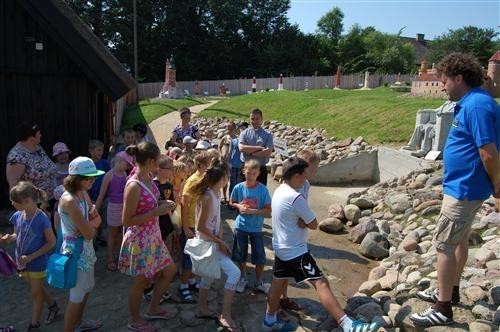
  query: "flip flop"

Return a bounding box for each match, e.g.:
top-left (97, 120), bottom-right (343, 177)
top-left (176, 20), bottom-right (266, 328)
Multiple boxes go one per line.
top-left (144, 310), bottom-right (176, 320)
top-left (127, 320), bottom-right (157, 332)
top-left (195, 311), bottom-right (219, 320)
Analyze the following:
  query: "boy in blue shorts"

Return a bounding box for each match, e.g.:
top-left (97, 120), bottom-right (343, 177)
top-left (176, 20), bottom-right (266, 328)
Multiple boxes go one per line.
top-left (229, 159), bottom-right (271, 294)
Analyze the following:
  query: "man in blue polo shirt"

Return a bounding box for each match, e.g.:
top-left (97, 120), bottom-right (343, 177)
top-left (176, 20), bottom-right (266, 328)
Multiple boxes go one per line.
top-left (410, 53), bottom-right (500, 327)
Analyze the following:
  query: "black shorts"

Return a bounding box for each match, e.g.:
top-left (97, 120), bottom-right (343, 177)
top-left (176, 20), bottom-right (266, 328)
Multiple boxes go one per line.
top-left (273, 252), bottom-right (323, 283)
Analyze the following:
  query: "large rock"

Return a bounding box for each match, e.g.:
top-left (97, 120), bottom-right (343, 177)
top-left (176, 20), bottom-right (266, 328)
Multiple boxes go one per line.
top-left (474, 246), bottom-right (497, 267)
top-left (359, 232), bottom-right (390, 259)
top-left (399, 231), bottom-right (420, 251)
top-left (385, 193), bottom-right (412, 213)
top-left (492, 280), bottom-right (500, 305)
top-left (343, 204), bottom-right (361, 224)
top-left (465, 285), bottom-right (488, 303)
top-left (350, 197), bottom-right (375, 210)
top-left (349, 219), bottom-right (378, 243)
top-left (358, 280), bottom-right (382, 296)
top-left (319, 218), bottom-right (344, 234)
top-left (472, 301), bottom-right (494, 320)
top-left (328, 203), bottom-right (345, 220)
top-left (379, 270), bottom-right (399, 290)
top-left (352, 302), bottom-right (385, 322)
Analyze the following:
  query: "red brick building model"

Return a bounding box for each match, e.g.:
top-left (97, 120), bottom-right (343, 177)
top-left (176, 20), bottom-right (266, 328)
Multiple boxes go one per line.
top-left (411, 61), bottom-right (446, 98)
top-left (411, 51), bottom-right (500, 98)
top-left (484, 51), bottom-right (500, 98)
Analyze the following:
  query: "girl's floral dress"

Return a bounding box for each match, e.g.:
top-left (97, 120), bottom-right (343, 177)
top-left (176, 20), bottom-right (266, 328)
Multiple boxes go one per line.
top-left (119, 174), bottom-right (173, 278)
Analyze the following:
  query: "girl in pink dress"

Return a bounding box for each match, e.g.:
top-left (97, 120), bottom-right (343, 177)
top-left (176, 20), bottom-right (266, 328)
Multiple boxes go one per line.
top-left (119, 143), bottom-right (177, 332)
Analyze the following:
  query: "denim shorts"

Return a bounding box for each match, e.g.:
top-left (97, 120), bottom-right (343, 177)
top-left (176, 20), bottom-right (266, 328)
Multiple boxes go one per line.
top-left (180, 228), bottom-right (195, 270)
top-left (231, 229), bottom-right (266, 265)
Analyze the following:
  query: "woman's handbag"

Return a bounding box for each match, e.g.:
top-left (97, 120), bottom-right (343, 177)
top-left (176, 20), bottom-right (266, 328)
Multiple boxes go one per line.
top-left (46, 229), bottom-right (84, 289)
top-left (184, 238), bottom-right (221, 279)
top-left (0, 249), bottom-right (16, 277)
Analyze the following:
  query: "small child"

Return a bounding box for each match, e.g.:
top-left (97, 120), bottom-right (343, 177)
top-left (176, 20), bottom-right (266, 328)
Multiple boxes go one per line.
top-left (88, 139), bottom-right (111, 247)
top-left (229, 159), bottom-right (271, 294)
top-left (179, 151), bottom-right (213, 302)
top-left (172, 161), bottom-right (187, 206)
top-left (52, 142), bottom-right (71, 186)
top-left (0, 182), bottom-right (59, 330)
top-left (51, 184), bottom-right (65, 233)
top-left (108, 128), bottom-right (137, 162)
top-left (133, 123), bottom-right (150, 144)
top-left (95, 151), bottom-right (134, 271)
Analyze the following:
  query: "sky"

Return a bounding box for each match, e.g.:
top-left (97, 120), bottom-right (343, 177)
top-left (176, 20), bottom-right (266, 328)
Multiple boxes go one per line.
top-left (287, 0), bottom-right (500, 40)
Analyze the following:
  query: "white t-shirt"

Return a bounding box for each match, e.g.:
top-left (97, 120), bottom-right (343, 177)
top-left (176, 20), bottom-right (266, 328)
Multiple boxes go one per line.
top-left (271, 183), bottom-right (316, 261)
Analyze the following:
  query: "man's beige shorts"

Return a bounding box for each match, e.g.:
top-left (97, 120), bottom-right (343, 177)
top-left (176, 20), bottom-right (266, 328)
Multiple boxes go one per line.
top-left (432, 195), bottom-right (483, 253)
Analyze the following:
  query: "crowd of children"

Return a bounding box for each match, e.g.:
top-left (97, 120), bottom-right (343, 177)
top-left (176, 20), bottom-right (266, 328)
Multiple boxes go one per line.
top-left (0, 115), bottom-right (379, 332)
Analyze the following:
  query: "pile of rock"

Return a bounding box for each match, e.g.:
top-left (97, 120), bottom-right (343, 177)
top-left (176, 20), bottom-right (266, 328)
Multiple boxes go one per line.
top-left (193, 117), bottom-right (374, 164)
top-left (320, 168), bottom-right (500, 331)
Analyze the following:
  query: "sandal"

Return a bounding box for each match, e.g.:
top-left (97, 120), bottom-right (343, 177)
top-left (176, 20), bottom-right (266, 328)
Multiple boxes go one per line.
top-left (217, 316), bottom-right (240, 332)
top-left (178, 287), bottom-right (194, 302)
top-left (106, 262), bottom-right (117, 272)
top-left (45, 301), bottom-right (59, 324)
top-left (0, 325), bottom-right (15, 332)
top-left (127, 320), bottom-right (157, 332)
top-left (75, 320), bottom-right (103, 332)
top-left (144, 310), bottom-right (176, 320)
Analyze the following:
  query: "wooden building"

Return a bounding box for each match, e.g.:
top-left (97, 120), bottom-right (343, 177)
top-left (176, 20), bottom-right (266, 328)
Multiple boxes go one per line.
top-left (0, 0), bottom-right (136, 208)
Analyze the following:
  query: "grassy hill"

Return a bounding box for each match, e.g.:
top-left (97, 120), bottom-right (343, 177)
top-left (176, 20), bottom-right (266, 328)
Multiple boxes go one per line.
top-left (199, 88), bottom-right (447, 144)
top-left (121, 97), bottom-right (204, 129)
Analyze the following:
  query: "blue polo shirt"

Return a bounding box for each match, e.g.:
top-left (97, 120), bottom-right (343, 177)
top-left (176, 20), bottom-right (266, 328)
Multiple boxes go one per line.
top-left (443, 88), bottom-right (499, 201)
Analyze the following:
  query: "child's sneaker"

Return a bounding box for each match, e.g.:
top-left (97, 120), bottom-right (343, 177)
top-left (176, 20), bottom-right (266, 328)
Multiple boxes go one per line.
top-left (254, 281), bottom-right (269, 294)
top-left (348, 320), bottom-right (380, 332)
top-left (189, 281), bottom-right (200, 293)
top-left (262, 318), bottom-right (295, 331)
top-left (236, 277), bottom-right (247, 293)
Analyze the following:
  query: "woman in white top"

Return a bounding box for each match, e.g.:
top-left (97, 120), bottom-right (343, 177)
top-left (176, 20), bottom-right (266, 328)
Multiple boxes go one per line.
top-left (190, 160), bottom-right (241, 332)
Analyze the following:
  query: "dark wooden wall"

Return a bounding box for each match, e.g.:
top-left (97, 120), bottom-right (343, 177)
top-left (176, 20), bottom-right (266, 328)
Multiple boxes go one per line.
top-left (0, 0), bottom-right (111, 208)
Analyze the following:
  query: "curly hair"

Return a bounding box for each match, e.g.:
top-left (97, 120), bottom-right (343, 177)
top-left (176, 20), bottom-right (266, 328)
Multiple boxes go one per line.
top-left (436, 52), bottom-right (485, 88)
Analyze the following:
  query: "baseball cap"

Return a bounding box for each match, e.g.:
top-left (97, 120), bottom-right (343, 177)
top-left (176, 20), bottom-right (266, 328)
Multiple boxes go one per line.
top-left (282, 157), bottom-right (309, 180)
top-left (68, 156), bottom-right (105, 177)
top-left (183, 136), bottom-right (197, 144)
top-left (116, 151), bottom-right (134, 167)
top-left (195, 140), bottom-right (211, 150)
top-left (52, 142), bottom-right (71, 157)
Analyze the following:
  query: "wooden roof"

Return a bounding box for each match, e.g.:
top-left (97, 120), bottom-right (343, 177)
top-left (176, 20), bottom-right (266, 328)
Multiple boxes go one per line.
top-left (19, 0), bottom-right (136, 101)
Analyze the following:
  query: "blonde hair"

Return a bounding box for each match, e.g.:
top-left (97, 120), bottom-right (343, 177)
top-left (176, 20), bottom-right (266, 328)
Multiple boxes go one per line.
top-left (297, 149), bottom-right (320, 164)
top-left (244, 159), bottom-right (260, 170)
top-left (173, 161), bottom-right (186, 175)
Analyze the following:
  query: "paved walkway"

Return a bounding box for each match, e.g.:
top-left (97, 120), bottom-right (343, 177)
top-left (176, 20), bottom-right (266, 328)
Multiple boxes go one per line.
top-left (148, 100), bottom-right (219, 153)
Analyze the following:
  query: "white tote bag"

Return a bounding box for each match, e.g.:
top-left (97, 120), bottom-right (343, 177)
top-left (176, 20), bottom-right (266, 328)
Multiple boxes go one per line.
top-left (184, 238), bottom-right (221, 279)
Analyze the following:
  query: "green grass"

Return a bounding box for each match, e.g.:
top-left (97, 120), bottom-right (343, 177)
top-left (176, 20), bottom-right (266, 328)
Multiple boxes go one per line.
top-left (199, 88), bottom-right (447, 144)
top-left (121, 97), bottom-right (205, 129)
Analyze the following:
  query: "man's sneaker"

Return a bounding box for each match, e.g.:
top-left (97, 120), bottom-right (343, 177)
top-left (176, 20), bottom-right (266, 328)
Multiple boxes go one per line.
top-left (416, 289), bottom-right (459, 304)
top-left (409, 307), bottom-right (454, 327)
top-left (262, 318), bottom-right (295, 331)
top-left (254, 281), bottom-right (269, 294)
top-left (235, 278), bottom-right (247, 293)
top-left (348, 320), bottom-right (380, 332)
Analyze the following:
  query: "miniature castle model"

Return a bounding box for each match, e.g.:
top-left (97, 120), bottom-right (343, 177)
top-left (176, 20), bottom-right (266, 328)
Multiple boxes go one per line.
top-left (159, 57), bottom-right (177, 99)
top-left (411, 51), bottom-right (500, 98)
top-left (411, 61), bottom-right (446, 98)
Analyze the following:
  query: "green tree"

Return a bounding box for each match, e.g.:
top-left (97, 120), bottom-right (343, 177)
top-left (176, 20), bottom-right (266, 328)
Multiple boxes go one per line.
top-left (363, 30), bottom-right (415, 73)
top-left (428, 26), bottom-right (499, 65)
top-left (316, 7), bottom-right (344, 43)
top-left (337, 24), bottom-right (375, 73)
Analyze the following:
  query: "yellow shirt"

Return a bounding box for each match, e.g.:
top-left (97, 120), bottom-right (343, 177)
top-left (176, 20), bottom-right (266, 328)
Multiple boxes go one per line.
top-left (182, 172), bottom-right (203, 228)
